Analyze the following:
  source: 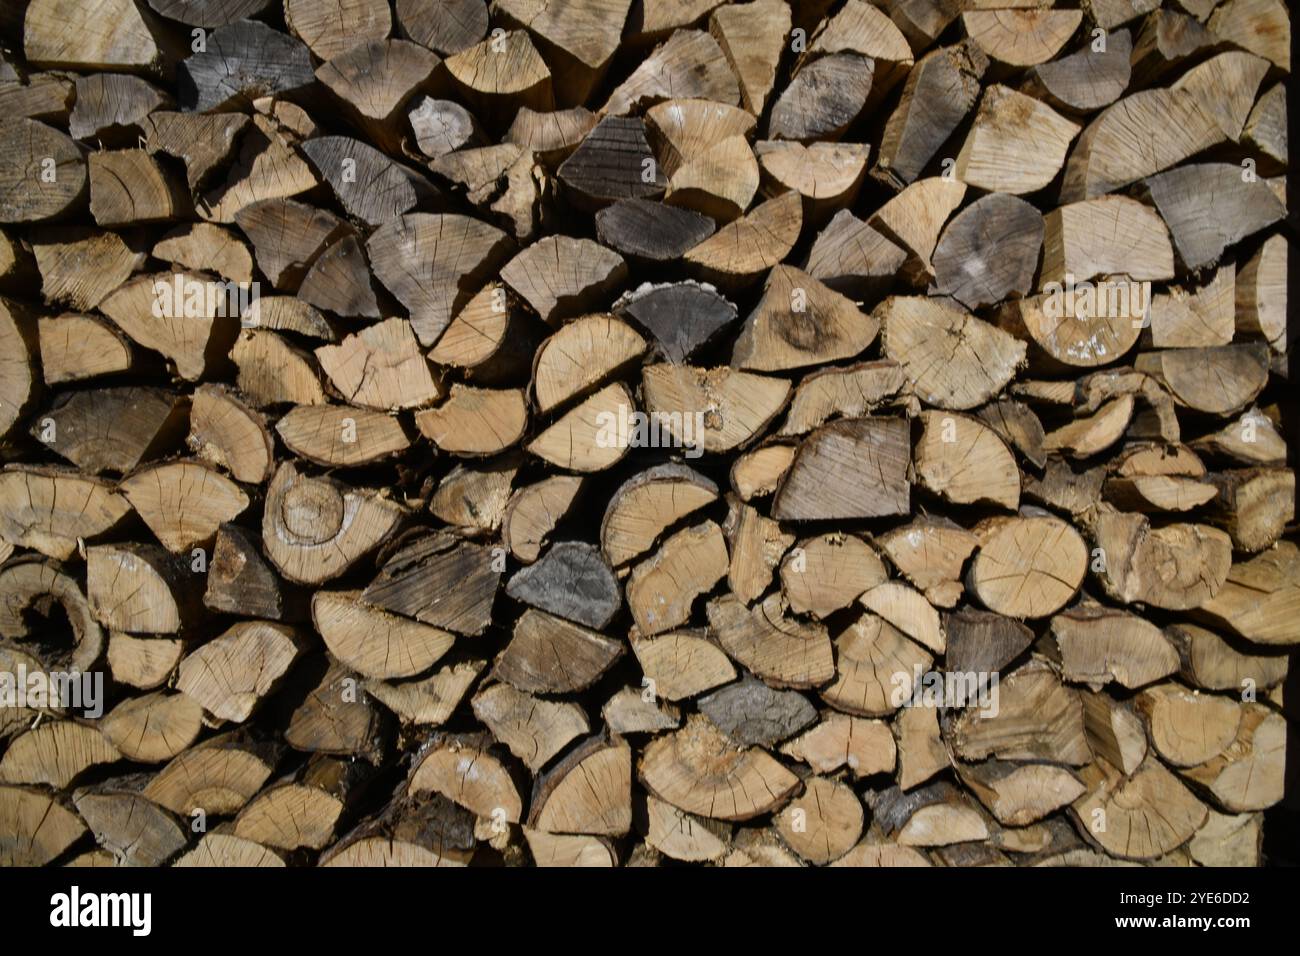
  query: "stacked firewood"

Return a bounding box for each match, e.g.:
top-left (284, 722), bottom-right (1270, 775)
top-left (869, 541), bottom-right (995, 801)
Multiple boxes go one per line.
top-left (0, 0), bottom-right (1293, 868)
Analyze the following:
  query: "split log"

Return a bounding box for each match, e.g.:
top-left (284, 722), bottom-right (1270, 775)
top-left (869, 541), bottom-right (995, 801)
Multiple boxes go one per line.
top-left (1141, 163), bottom-right (1285, 271)
top-left (878, 296), bottom-right (1026, 410)
top-left (1091, 511), bottom-right (1231, 610)
top-left (955, 86), bottom-right (1080, 194)
top-left (930, 194), bottom-right (1043, 309)
top-left (638, 713), bottom-right (799, 821)
top-left (262, 463), bottom-right (404, 586)
top-left (603, 30), bottom-right (739, 117)
top-left (506, 541), bottom-right (621, 630)
top-left (876, 41), bottom-right (987, 188)
top-left (1028, 29), bottom-right (1132, 113)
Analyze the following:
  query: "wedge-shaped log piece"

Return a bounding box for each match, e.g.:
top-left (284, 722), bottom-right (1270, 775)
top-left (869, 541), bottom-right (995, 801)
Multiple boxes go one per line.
top-left (868, 781), bottom-right (987, 848)
top-left (87, 543), bottom-right (192, 634)
top-left (603, 30), bottom-right (739, 116)
top-left (496, 609), bottom-right (623, 694)
top-left (781, 533), bottom-right (887, 620)
top-left (528, 382), bottom-right (635, 472)
top-left (277, 405), bottom-right (410, 468)
top-left (189, 385), bottom-right (274, 484)
top-left (200, 116), bottom-right (318, 224)
top-left (877, 41), bottom-right (987, 188)
top-left (141, 111), bottom-right (249, 191)
top-left (33, 228), bottom-right (140, 311)
top-left (364, 533), bottom-right (499, 636)
top-left (34, 386), bottom-right (185, 476)
top-left (24, 0), bottom-right (164, 70)
top-left (943, 608), bottom-right (1032, 675)
top-left (73, 779), bottom-right (187, 866)
top-left (645, 99), bottom-right (755, 176)
top-left (952, 661), bottom-right (1091, 765)
top-left (631, 628), bottom-right (736, 702)
top-left (0, 786), bottom-right (86, 866)
top-left (528, 735), bottom-right (631, 836)
top-left (314, 589), bottom-right (454, 682)
top-left (879, 296), bottom-right (1026, 410)
top-left (263, 463), bottom-right (404, 586)
top-left (100, 693), bottom-right (202, 764)
top-left (178, 19), bottom-right (315, 111)
top-left (963, 9), bottom-right (1081, 65)
top-left (507, 541), bottom-right (620, 630)
top-left (1061, 88), bottom-right (1223, 201)
top-left (504, 475), bottom-right (584, 563)
top-left (363, 659), bottom-right (483, 729)
top-left (614, 281), bottom-right (736, 363)
top-left (915, 411), bottom-right (1019, 510)
top-left (0, 467), bottom-right (130, 560)
top-left (776, 776), bottom-right (863, 864)
top-left (500, 236), bottom-right (627, 325)
top-left (955, 86), bottom-right (1079, 194)
top-left (969, 515), bottom-right (1087, 618)
top-left (642, 365), bottom-right (790, 454)
top-left (959, 761), bottom-right (1085, 827)
top-left (773, 416), bottom-right (909, 521)
top-left (1092, 511), bottom-right (1231, 610)
top-left (316, 318), bottom-right (441, 411)
top-left (1042, 395), bottom-right (1134, 458)
top-left (301, 136), bottom-right (436, 228)
top-left (1135, 683), bottom-right (1241, 769)
top-left (639, 713), bottom-right (799, 821)
top-left (497, 0), bottom-right (633, 105)
top-left (1196, 541), bottom-right (1300, 646)
top-left (1134, 344), bottom-right (1269, 417)
top-left (144, 731), bottom-right (280, 816)
top-left (284, 0), bottom-right (392, 60)
top-left (709, 593), bottom-right (834, 690)
top-left (315, 39), bottom-right (439, 151)
top-left (769, 53), bottom-right (873, 142)
top-left (410, 736), bottom-right (521, 824)
top-left (1180, 703), bottom-right (1285, 812)
top-left (644, 793), bottom-right (730, 862)
top-left (628, 521), bottom-right (727, 636)
top-left (153, 223), bottom-right (252, 285)
top-left (557, 116), bottom-right (666, 209)
top-left (1142, 164), bottom-right (1285, 271)
top-left (533, 315), bottom-right (645, 414)
top-left (781, 712), bottom-right (895, 779)
top-left (367, 213), bottom-right (514, 347)
top-left (709, 0), bottom-right (789, 115)
top-left (1208, 0), bottom-right (1289, 71)
top-left (780, 360), bottom-right (905, 437)
top-left (0, 720), bottom-right (119, 788)
top-left (596, 200), bottom-right (715, 263)
top-left (445, 30), bottom-right (553, 124)
top-left (415, 386), bottom-right (527, 456)
top-left (683, 191), bottom-right (802, 288)
top-left (35, 314), bottom-right (130, 386)
top-left (868, 177), bottom-right (965, 281)
top-left (471, 682), bottom-right (588, 771)
top-left (121, 460), bottom-right (249, 554)
top-left (176, 622), bottom-right (301, 723)
top-left (931, 194), bottom-right (1043, 309)
top-left (601, 465), bottom-right (718, 567)
top-left (1029, 29), bottom-right (1132, 113)
top-left (1052, 605), bottom-right (1178, 690)
top-left (699, 674), bottom-right (815, 748)
top-left (732, 265), bottom-right (878, 372)
top-left (664, 134), bottom-right (758, 222)
top-left (1071, 757), bottom-right (1207, 860)
top-left (99, 272), bottom-right (241, 382)
top-left (803, 209), bottom-right (907, 296)
top-left (204, 523), bottom-right (286, 620)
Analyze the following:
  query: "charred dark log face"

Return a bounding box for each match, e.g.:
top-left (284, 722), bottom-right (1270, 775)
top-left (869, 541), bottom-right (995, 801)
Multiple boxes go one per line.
top-left (0, 0), bottom-right (1292, 871)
